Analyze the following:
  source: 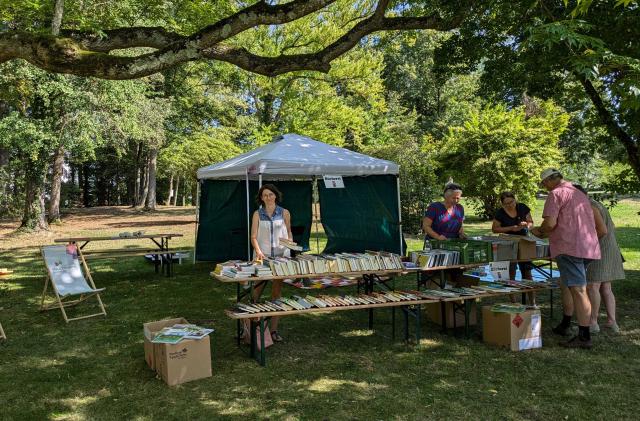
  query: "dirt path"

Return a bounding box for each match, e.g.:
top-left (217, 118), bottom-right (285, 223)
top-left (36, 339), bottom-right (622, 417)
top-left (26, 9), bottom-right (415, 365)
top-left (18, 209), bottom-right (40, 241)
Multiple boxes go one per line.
top-left (0, 206), bottom-right (196, 250)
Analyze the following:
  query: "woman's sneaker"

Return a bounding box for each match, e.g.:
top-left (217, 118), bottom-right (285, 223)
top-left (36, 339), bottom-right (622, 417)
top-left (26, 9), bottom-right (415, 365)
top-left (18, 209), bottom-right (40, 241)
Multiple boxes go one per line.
top-left (589, 323), bottom-right (600, 334)
top-left (604, 322), bottom-right (620, 333)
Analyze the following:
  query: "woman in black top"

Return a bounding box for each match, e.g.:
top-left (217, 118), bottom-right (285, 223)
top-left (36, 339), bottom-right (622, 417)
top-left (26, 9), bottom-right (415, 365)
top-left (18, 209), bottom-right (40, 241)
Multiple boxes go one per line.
top-left (492, 191), bottom-right (534, 282)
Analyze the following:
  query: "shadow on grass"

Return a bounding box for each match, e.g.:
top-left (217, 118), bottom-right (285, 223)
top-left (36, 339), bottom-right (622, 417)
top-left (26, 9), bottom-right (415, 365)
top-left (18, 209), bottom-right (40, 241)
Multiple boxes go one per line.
top-left (1, 255), bottom-right (639, 419)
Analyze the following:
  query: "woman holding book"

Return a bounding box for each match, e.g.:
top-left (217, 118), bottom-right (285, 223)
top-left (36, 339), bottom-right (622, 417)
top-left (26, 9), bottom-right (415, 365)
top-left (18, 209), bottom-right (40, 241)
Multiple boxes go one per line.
top-left (250, 184), bottom-right (293, 342)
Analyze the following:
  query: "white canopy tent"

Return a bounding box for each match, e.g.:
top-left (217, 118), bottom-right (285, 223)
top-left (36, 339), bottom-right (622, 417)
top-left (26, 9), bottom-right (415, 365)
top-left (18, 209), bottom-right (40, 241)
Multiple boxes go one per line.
top-left (195, 133), bottom-right (402, 261)
top-left (197, 133), bottom-right (399, 179)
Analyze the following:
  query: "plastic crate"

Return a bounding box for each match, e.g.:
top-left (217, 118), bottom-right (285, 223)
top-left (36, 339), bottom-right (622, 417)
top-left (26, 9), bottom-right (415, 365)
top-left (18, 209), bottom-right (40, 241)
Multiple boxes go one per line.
top-left (472, 236), bottom-right (518, 261)
top-left (429, 239), bottom-right (493, 264)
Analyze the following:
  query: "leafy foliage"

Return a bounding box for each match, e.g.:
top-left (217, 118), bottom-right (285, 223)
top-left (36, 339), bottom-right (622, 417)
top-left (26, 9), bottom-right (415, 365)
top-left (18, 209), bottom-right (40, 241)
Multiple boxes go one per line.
top-left (435, 100), bottom-right (567, 219)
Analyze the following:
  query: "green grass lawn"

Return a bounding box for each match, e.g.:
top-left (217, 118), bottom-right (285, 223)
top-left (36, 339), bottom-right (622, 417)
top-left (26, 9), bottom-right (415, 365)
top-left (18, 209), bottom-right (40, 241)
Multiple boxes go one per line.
top-left (0, 200), bottom-right (638, 420)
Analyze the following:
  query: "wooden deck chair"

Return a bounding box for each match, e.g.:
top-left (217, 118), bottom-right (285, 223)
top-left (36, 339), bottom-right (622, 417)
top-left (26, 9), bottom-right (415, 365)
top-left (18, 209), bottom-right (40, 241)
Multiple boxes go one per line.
top-left (40, 245), bottom-right (107, 323)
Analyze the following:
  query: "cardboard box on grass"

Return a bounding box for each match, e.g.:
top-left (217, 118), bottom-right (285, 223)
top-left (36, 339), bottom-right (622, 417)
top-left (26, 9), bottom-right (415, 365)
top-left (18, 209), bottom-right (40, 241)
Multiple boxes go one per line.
top-left (143, 317), bottom-right (212, 386)
top-left (426, 300), bottom-right (477, 327)
top-left (498, 234), bottom-right (537, 260)
top-left (482, 305), bottom-right (541, 351)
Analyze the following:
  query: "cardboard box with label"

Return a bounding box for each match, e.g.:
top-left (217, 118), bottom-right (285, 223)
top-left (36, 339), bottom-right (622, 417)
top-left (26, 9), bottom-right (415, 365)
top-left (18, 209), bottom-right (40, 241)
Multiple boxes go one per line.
top-left (143, 317), bottom-right (212, 386)
top-left (498, 234), bottom-right (537, 260)
top-left (482, 306), bottom-right (542, 351)
top-left (426, 301), bottom-right (477, 327)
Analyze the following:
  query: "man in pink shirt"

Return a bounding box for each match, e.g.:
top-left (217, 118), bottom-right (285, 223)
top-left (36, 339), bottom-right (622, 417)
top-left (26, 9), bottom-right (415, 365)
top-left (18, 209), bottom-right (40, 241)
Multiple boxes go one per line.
top-left (531, 168), bottom-right (601, 349)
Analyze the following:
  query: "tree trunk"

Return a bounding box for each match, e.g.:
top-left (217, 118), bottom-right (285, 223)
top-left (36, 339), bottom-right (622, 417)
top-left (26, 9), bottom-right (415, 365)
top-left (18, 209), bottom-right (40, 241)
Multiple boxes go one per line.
top-left (191, 181), bottom-right (197, 206)
top-left (48, 143), bottom-right (65, 223)
top-left (578, 77), bottom-right (640, 183)
top-left (21, 167), bottom-right (48, 231)
top-left (137, 159), bottom-right (149, 207)
top-left (166, 173), bottom-right (174, 206)
top-left (51, 0), bottom-right (64, 36)
top-left (82, 162), bottom-right (90, 207)
top-left (173, 175), bottom-right (180, 206)
top-left (145, 146), bottom-right (158, 210)
top-left (134, 142), bottom-right (142, 207)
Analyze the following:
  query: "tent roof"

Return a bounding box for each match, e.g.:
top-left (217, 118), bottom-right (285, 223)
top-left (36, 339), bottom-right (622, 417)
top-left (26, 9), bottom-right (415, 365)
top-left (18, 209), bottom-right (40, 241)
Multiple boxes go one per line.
top-left (196, 133), bottom-right (399, 179)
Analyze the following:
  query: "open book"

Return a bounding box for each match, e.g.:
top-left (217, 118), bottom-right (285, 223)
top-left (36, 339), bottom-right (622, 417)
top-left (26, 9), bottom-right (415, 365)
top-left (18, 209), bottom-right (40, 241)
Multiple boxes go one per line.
top-left (279, 237), bottom-right (303, 251)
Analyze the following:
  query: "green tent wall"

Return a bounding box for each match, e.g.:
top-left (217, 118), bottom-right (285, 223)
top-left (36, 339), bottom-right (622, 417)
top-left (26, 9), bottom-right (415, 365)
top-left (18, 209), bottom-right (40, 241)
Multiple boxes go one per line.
top-left (318, 175), bottom-right (405, 255)
top-left (196, 180), bottom-right (312, 261)
top-left (196, 175), bottom-right (405, 262)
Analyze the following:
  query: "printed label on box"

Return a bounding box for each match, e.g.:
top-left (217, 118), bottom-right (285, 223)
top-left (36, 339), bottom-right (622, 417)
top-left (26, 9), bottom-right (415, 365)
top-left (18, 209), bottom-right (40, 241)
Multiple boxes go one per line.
top-left (169, 348), bottom-right (189, 360)
top-left (518, 336), bottom-right (542, 350)
top-left (531, 314), bottom-right (541, 336)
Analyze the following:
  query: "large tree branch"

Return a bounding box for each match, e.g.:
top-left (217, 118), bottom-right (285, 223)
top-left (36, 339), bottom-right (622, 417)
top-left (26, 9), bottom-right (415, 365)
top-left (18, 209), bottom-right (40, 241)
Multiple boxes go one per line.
top-left (578, 75), bottom-right (640, 181)
top-left (0, 1), bottom-right (471, 80)
top-left (63, 0), bottom-right (337, 52)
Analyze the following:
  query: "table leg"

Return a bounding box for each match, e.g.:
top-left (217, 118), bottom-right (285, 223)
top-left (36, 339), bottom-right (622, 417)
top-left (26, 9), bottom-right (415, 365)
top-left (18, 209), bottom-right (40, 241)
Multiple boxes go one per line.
top-left (403, 307), bottom-right (409, 342)
top-left (440, 301), bottom-right (447, 334)
top-left (415, 304), bottom-right (421, 344)
top-left (464, 300), bottom-right (471, 339)
top-left (259, 318), bottom-right (266, 366)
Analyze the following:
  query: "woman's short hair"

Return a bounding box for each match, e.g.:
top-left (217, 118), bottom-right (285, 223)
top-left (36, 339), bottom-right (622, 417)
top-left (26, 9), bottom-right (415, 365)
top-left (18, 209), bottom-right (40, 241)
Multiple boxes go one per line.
top-left (499, 191), bottom-right (516, 203)
top-left (443, 183), bottom-right (463, 197)
top-left (256, 184), bottom-right (283, 207)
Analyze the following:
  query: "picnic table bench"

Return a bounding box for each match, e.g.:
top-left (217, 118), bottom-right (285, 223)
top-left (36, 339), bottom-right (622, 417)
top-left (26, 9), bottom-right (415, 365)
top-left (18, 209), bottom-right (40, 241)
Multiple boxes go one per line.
top-left (54, 233), bottom-right (185, 276)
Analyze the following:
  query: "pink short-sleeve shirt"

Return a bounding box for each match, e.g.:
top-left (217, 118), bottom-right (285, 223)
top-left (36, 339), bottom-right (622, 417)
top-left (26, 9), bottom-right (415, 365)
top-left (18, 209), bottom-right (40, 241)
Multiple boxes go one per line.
top-left (543, 181), bottom-right (601, 259)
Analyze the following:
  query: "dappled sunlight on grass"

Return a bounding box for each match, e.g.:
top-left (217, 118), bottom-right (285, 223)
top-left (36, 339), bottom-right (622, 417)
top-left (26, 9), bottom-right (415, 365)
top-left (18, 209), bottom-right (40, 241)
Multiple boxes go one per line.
top-left (339, 329), bottom-right (374, 337)
top-left (307, 377), bottom-right (388, 393)
top-left (0, 203), bottom-right (638, 419)
top-left (417, 338), bottom-right (442, 348)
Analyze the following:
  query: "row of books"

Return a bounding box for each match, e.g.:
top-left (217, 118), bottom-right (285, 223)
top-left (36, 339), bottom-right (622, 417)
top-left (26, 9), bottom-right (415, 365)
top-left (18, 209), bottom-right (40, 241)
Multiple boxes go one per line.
top-left (231, 290), bottom-right (429, 314)
top-left (151, 323), bottom-right (214, 344)
top-left (229, 279), bottom-right (559, 315)
top-left (215, 251), bottom-right (404, 279)
top-left (410, 250), bottom-right (461, 268)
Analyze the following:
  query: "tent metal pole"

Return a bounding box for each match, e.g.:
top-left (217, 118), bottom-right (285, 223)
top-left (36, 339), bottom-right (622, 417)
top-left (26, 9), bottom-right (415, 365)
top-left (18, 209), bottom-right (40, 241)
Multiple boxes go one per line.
top-left (246, 169), bottom-right (251, 260)
top-left (193, 180), bottom-right (200, 263)
top-left (258, 173), bottom-right (262, 187)
top-left (396, 175), bottom-right (403, 256)
top-left (314, 176), bottom-right (320, 253)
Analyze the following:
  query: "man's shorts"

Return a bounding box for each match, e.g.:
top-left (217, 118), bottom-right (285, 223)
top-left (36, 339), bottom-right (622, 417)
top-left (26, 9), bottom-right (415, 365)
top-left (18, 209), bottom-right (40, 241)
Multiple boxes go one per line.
top-left (555, 255), bottom-right (594, 287)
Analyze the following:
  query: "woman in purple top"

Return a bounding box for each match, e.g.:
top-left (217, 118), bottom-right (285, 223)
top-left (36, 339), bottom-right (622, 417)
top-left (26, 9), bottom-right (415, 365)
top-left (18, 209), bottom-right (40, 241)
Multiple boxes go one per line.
top-left (422, 183), bottom-right (466, 241)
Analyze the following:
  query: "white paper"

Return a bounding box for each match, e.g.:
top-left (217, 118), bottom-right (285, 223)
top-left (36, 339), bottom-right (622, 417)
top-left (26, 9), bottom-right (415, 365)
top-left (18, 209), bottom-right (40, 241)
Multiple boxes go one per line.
top-left (490, 260), bottom-right (510, 280)
top-left (518, 336), bottom-right (542, 351)
top-left (530, 313), bottom-right (541, 337)
top-left (323, 175), bottom-right (344, 188)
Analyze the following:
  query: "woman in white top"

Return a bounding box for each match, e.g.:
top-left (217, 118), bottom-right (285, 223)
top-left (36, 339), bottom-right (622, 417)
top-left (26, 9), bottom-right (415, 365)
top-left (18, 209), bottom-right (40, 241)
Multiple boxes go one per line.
top-left (250, 184), bottom-right (292, 342)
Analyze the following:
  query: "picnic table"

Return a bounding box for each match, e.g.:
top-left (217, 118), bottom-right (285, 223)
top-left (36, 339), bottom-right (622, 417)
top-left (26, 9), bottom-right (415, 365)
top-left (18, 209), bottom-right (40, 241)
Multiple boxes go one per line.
top-left (54, 233), bottom-right (184, 276)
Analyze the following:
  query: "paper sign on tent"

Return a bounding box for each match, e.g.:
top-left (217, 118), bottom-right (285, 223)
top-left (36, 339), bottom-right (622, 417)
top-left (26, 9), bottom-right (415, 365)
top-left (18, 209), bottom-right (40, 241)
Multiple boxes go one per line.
top-left (323, 175), bottom-right (344, 188)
